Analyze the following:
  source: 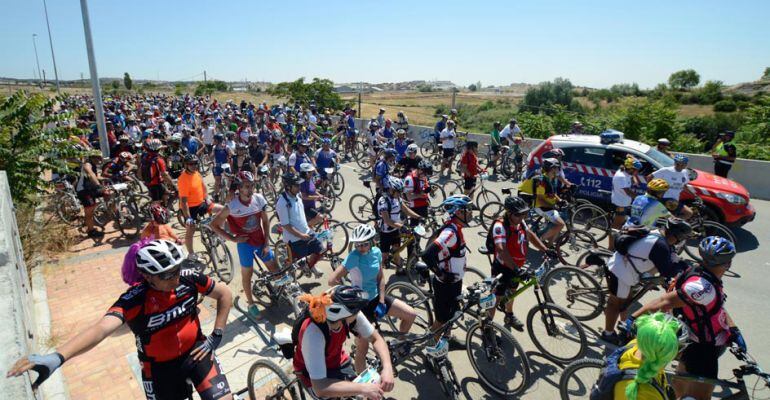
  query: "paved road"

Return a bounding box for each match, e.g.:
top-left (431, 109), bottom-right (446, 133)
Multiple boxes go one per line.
top-left (194, 159), bottom-right (769, 400)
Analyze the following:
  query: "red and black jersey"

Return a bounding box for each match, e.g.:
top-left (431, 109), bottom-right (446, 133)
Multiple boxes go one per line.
top-left (106, 269), bottom-right (214, 362)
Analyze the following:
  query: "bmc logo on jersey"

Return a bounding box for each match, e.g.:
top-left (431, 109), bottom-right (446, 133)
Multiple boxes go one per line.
top-left (147, 296), bottom-right (196, 330)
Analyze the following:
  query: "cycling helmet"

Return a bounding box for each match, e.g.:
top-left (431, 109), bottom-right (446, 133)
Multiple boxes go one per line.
top-left (624, 157), bottom-right (642, 170)
top-left (236, 143), bottom-right (248, 151)
top-left (658, 138), bottom-right (671, 146)
top-left (213, 133), bottom-right (224, 142)
top-left (542, 158), bottom-right (560, 171)
top-left (297, 140), bottom-right (309, 147)
top-left (447, 120), bottom-right (456, 126)
top-left (183, 154), bottom-right (199, 164)
top-left (451, 108), bottom-right (458, 114)
top-left (118, 151), bottom-right (133, 163)
top-left (509, 118), bottom-right (517, 124)
top-left (407, 143), bottom-right (419, 153)
top-left (384, 148), bottom-right (397, 159)
top-left (248, 134), bottom-right (259, 142)
top-left (135, 240), bottom-right (186, 275)
top-left (646, 178), bottom-right (669, 193)
top-left (226, 131), bottom-right (236, 138)
top-left (397, 129), bottom-right (407, 136)
top-left (300, 163), bottom-right (316, 173)
top-left (386, 176), bottom-right (404, 191)
top-left (146, 138), bottom-right (162, 152)
top-left (504, 196), bottom-right (530, 215)
top-left (698, 236), bottom-right (736, 267)
top-left (418, 160), bottom-right (433, 174)
top-left (276, 155), bottom-right (288, 166)
top-left (149, 203), bottom-right (170, 224)
top-left (369, 121), bottom-right (380, 128)
top-left (87, 149), bottom-right (103, 158)
top-left (170, 133), bottom-right (182, 143)
top-left (236, 170), bottom-right (255, 185)
top-left (282, 172), bottom-right (303, 186)
top-left (662, 217), bottom-right (692, 242)
top-left (350, 224), bottom-right (377, 243)
top-left (321, 138), bottom-right (332, 146)
top-left (549, 148), bottom-right (565, 158)
top-left (441, 195), bottom-right (472, 216)
top-left (326, 285), bottom-right (370, 322)
top-left (118, 134), bottom-right (130, 142)
top-left (673, 154), bottom-right (689, 165)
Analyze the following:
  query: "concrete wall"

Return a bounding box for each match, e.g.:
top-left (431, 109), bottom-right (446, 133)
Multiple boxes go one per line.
top-left (0, 172), bottom-right (40, 399)
top-left (359, 119), bottom-right (770, 200)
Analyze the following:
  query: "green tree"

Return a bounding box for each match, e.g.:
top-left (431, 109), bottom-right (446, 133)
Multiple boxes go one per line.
top-left (697, 80), bottom-right (724, 104)
top-left (110, 80), bottom-right (120, 90)
top-left (267, 77), bottom-right (343, 110)
top-left (468, 84), bottom-right (477, 92)
top-left (520, 77), bottom-right (581, 114)
top-left (123, 72), bottom-right (133, 90)
top-left (194, 80), bottom-right (229, 96)
top-left (762, 67), bottom-right (770, 81)
top-left (668, 69), bottom-right (700, 90)
top-left (0, 91), bottom-right (85, 203)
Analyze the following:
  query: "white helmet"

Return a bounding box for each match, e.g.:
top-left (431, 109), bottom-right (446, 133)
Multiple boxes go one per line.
top-left (170, 133), bottom-right (183, 143)
top-left (350, 224), bottom-right (376, 243)
top-left (277, 155), bottom-right (288, 166)
top-left (407, 143), bottom-right (419, 153)
top-left (300, 162), bottom-right (316, 173)
top-left (386, 176), bottom-right (404, 191)
top-left (135, 240), bottom-right (186, 275)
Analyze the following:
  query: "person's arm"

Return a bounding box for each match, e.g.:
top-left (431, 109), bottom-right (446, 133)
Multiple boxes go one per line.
top-left (526, 226), bottom-right (550, 252)
top-left (631, 290), bottom-right (686, 319)
top-left (648, 239), bottom-right (686, 278)
top-left (190, 281), bottom-right (232, 361)
top-left (377, 268), bottom-right (386, 304)
top-left (210, 206), bottom-right (239, 242)
top-left (493, 231), bottom-right (518, 270)
top-left (328, 262), bottom-right (349, 286)
top-left (380, 207), bottom-right (402, 230)
top-left (400, 201), bottom-right (421, 219)
top-left (366, 325), bottom-right (395, 392)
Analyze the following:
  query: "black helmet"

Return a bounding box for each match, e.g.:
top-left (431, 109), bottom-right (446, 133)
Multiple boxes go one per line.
top-left (326, 285), bottom-right (370, 322)
top-left (504, 196), bottom-right (530, 214)
top-left (282, 172), bottom-right (303, 186)
top-left (662, 217), bottom-right (692, 241)
top-left (418, 160), bottom-right (433, 173)
top-left (183, 154), bottom-right (199, 164)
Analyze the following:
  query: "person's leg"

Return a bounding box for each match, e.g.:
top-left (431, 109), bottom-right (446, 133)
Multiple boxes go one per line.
top-left (187, 351), bottom-right (233, 400)
top-left (542, 213), bottom-right (564, 245)
top-left (237, 243), bottom-right (256, 305)
top-left (386, 297), bottom-right (416, 334)
top-left (83, 205), bottom-right (96, 233)
top-left (680, 204), bottom-right (694, 220)
top-left (185, 225), bottom-right (195, 255)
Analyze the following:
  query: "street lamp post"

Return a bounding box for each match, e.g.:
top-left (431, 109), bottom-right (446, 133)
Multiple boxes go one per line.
top-left (79, 0), bottom-right (109, 157)
top-left (42, 0), bottom-right (60, 92)
top-left (32, 34), bottom-right (42, 85)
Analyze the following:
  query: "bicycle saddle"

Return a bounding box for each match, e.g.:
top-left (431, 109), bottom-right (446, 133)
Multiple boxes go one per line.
top-left (478, 246), bottom-right (491, 255)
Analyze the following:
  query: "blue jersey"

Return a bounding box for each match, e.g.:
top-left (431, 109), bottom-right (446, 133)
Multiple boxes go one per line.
top-left (182, 137), bottom-right (200, 155)
top-left (258, 130), bottom-right (271, 144)
top-left (435, 120), bottom-right (446, 133)
top-left (375, 160), bottom-right (389, 186)
top-left (627, 194), bottom-right (669, 228)
top-left (394, 139), bottom-right (409, 160)
top-left (213, 145), bottom-right (229, 165)
top-left (315, 149), bottom-right (336, 170)
top-left (382, 127), bottom-right (395, 139)
top-left (293, 152), bottom-right (311, 172)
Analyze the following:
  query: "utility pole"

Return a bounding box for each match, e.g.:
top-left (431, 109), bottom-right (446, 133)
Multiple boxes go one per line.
top-left (204, 70), bottom-right (207, 83)
top-left (32, 34), bottom-right (42, 85)
top-left (79, 0), bottom-right (109, 158)
top-left (451, 88), bottom-right (456, 110)
top-left (42, 69), bottom-right (47, 85)
top-left (42, 0), bottom-right (60, 92)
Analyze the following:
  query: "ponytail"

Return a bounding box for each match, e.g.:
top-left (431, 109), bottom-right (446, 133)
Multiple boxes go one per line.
top-left (121, 236), bottom-right (155, 285)
top-left (625, 312), bottom-right (681, 400)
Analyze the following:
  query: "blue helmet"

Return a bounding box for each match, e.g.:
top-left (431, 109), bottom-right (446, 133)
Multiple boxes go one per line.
top-left (698, 236), bottom-right (736, 267)
top-left (321, 138), bottom-right (332, 146)
top-left (441, 195), bottom-right (472, 216)
top-left (673, 154), bottom-right (689, 164)
top-left (384, 148), bottom-right (398, 158)
top-left (631, 159), bottom-right (643, 170)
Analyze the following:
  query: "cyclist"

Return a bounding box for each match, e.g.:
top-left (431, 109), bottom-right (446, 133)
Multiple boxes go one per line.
top-left (601, 217), bottom-right (692, 345)
top-left (382, 119), bottom-right (396, 141)
top-left (627, 178), bottom-right (671, 229)
top-left (533, 158), bottom-right (565, 246)
top-left (200, 118), bottom-right (216, 155)
top-left (489, 121), bottom-right (503, 174)
top-left (276, 173), bottom-right (323, 276)
top-left (499, 118), bottom-right (524, 145)
top-left (434, 114), bottom-right (448, 147)
top-left (299, 163), bottom-right (326, 227)
top-left (459, 140), bottom-right (482, 197)
top-left (395, 111), bottom-right (409, 131)
top-left (181, 127), bottom-right (204, 157)
top-left (139, 138), bottom-right (174, 203)
top-left (314, 138), bottom-right (339, 182)
top-left (211, 133), bottom-right (233, 203)
top-left (611, 157), bottom-right (643, 249)
top-left (289, 140), bottom-right (313, 174)
top-left (7, 240), bottom-right (234, 400)
top-left (449, 108), bottom-right (459, 126)
top-left (404, 160), bottom-right (433, 224)
top-left (377, 177), bottom-right (423, 270)
top-left (292, 286), bottom-right (394, 399)
top-left (544, 148), bottom-right (573, 188)
top-left (76, 149), bottom-right (109, 238)
top-left (166, 133), bottom-right (188, 179)
top-left (178, 154), bottom-right (211, 256)
top-left (210, 171), bottom-right (277, 319)
top-left (629, 236), bottom-right (744, 400)
top-left (397, 143), bottom-right (421, 177)
top-left (439, 119), bottom-right (458, 176)
top-left (367, 121), bottom-right (387, 171)
top-left (648, 154), bottom-right (694, 220)
top-left (421, 195), bottom-right (473, 348)
top-left (488, 196), bottom-right (555, 331)
top-left (376, 107), bottom-right (386, 127)
top-left (374, 149), bottom-right (396, 192)
top-left (140, 203), bottom-right (180, 243)
top-left (245, 135), bottom-right (269, 173)
top-left (101, 151), bottom-right (135, 183)
top-left (393, 129), bottom-right (409, 162)
top-left (328, 224), bottom-right (417, 374)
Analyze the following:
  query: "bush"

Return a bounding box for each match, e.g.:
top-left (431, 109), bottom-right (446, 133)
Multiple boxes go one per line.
top-left (194, 80), bottom-right (229, 96)
top-left (520, 77), bottom-right (581, 114)
top-left (668, 69), bottom-right (700, 90)
top-left (713, 100), bottom-right (737, 112)
top-left (267, 77), bottom-right (343, 111)
top-left (696, 80), bottom-right (724, 105)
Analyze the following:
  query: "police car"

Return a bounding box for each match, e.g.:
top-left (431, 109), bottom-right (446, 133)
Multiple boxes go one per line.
top-left (527, 130), bottom-right (756, 227)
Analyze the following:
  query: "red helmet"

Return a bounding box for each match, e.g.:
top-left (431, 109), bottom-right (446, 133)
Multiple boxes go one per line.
top-left (236, 171), bottom-right (255, 187)
top-left (149, 203), bottom-right (169, 224)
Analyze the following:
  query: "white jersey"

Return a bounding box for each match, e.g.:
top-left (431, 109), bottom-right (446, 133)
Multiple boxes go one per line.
top-left (377, 195), bottom-right (402, 233)
top-left (611, 169), bottom-right (635, 207)
top-left (652, 166), bottom-right (690, 200)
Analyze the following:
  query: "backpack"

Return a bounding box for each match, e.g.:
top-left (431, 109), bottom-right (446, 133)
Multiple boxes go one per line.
top-left (590, 343), bottom-right (666, 400)
top-left (517, 176), bottom-right (539, 206)
top-left (283, 308), bottom-right (349, 361)
top-left (613, 225), bottom-right (651, 256)
top-left (140, 154), bottom-right (158, 185)
top-left (669, 265), bottom-right (725, 344)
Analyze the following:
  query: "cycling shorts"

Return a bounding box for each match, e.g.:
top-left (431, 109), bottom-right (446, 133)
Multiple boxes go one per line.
top-left (535, 208), bottom-right (561, 224)
top-left (606, 269), bottom-right (632, 298)
top-left (148, 184), bottom-right (167, 202)
top-left (236, 242), bottom-right (274, 268)
top-left (679, 342), bottom-right (725, 379)
top-left (463, 177), bottom-right (477, 191)
top-left (141, 348), bottom-right (231, 400)
top-left (76, 187), bottom-right (104, 207)
top-left (432, 276), bottom-right (462, 323)
top-left (442, 148), bottom-right (456, 159)
top-left (379, 230), bottom-right (401, 254)
top-left (289, 237), bottom-right (324, 260)
top-left (491, 261), bottom-right (523, 297)
top-left (188, 200), bottom-right (211, 221)
top-left (361, 296), bottom-right (395, 323)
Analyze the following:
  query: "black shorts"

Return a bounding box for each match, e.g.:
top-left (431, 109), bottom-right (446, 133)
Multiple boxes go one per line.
top-left (379, 230), bottom-right (401, 253)
top-left (679, 342), bottom-right (725, 379)
top-left (205, 144), bottom-right (213, 154)
top-left (410, 206), bottom-right (429, 227)
top-left (188, 201), bottom-right (210, 221)
top-left (76, 187), bottom-right (104, 207)
top-left (432, 276), bottom-right (462, 323)
top-left (361, 296), bottom-right (395, 323)
top-left (289, 237), bottom-right (324, 260)
top-left (463, 177), bottom-right (477, 190)
top-left (491, 261), bottom-right (523, 297)
top-left (490, 144), bottom-right (501, 154)
top-left (148, 184), bottom-right (167, 202)
top-left (442, 148), bottom-right (456, 159)
top-left (141, 348), bottom-right (231, 400)
top-left (303, 207), bottom-right (319, 221)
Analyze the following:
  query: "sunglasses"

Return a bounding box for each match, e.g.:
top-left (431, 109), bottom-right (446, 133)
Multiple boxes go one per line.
top-left (156, 265), bottom-right (181, 280)
top-left (355, 242), bottom-right (371, 248)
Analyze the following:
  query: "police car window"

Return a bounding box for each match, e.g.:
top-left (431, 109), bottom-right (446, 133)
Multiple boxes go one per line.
top-left (608, 150), bottom-right (653, 174)
top-left (562, 147), bottom-right (606, 168)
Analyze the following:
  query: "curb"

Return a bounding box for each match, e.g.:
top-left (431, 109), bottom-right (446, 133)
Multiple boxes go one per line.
top-left (31, 267), bottom-right (69, 400)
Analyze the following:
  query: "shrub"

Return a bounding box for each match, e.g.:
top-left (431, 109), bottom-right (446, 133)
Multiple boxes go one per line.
top-left (520, 77), bottom-right (581, 114)
top-left (697, 80), bottom-right (724, 105)
top-left (668, 69), bottom-right (700, 90)
top-left (713, 100), bottom-right (737, 112)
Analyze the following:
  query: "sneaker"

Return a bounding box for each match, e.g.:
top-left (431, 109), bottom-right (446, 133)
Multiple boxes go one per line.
top-left (445, 335), bottom-right (466, 351)
top-left (310, 266), bottom-right (323, 278)
top-left (248, 303), bottom-right (263, 320)
top-left (87, 229), bottom-right (104, 238)
top-left (187, 252), bottom-right (199, 261)
top-left (600, 331), bottom-right (622, 346)
top-left (504, 313), bottom-right (525, 332)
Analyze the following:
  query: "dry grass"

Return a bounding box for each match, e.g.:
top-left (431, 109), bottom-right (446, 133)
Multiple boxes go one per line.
top-left (16, 204), bottom-right (78, 270)
top-left (677, 104), bottom-right (715, 117)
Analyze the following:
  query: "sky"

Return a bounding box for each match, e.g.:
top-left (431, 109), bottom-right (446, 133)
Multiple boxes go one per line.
top-left (1, 0), bottom-right (769, 89)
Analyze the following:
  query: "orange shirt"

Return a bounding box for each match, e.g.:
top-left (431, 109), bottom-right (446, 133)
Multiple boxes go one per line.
top-left (141, 223), bottom-right (179, 242)
top-left (177, 170), bottom-right (206, 207)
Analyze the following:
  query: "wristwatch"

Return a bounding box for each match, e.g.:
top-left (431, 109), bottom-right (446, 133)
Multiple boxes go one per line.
top-left (212, 328), bottom-right (224, 337)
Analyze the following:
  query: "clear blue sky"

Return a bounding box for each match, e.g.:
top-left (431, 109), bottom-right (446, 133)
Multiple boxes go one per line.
top-left (2, 0), bottom-right (768, 88)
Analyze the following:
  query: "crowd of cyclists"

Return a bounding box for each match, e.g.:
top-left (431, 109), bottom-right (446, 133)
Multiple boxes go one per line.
top-left (5, 93), bottom-right (767, 400)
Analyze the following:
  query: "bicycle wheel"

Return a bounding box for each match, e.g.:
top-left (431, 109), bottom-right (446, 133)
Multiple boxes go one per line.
top-left (326, 220), bottom-right (349, 257)
top-left (437, 359), bottom-right (462, 400)
top-left (267, 212), bottom-right (283, 245)
top-left (499, 156), bottom-right (515, 179)
top-left (683, 220), bottom-right (737, 262)
top-left (526, 302), bottom-right (587, 364)
top-left (466, 320), bottom-right (531, 397)
top-left (479, 201), bottom-right (505, 230)
top-left (384, 282), bottom-right (433, 336)
top-left (331, 172), bottom-right (345, 198)
top-left (348, 193), bottom-right (374, 223)
top-left (570, 204), bottom-right (610, 243)
top-left (541, 266), bottom-right (606, 321)
top-left (444, 180), bottom-right (463, 197)
top-left (207, 231), bottom-right (235, 283)
top-left (353, 141), bottom-right (367, 161)
top-left (559, 358), bottom-right (604, 400)
top-left (93, 201), bottom-right (110, 227)
top-left (420, 141), bottom-right (436, 158)
top-left (55, 195), bottom-right (81, 226)
top-left (555, 229), bottom-right (598, 266)
top-left (116, 198), bottom-right (142, 237)
top-left (355, 153), bottom-right (372, 170)
top-left (428, 183), bottom-right (446, 208)
top-left (463, 266), bottom-right (487, 286)
top-left (475, 188), bottom-right (500, 209)
top-left (247, 359), bottom-right (303, 400)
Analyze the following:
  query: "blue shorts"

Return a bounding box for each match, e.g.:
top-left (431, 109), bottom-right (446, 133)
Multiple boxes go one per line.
top-left (213, 166), bottom-right (224, 177)
top-left (237, 242), bottom-right (274, 268)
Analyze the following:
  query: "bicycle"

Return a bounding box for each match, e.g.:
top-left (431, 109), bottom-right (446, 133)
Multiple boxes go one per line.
top-left (477, 247), bottom-right (588, 364)
top-left (194, 216), bottom-right (235, 283)
top-left (680, 199), bottom-right (737, 262)
top-left (250, 255), bottom-right (313, 320)
top-left (50, 177), bottom-right (82, 226)
top-left (443, 172), bottom-right (500, 211)
top-left (92, 183), bottom-right (145, 237)
top-left (255, 164), bottom-right (278, 207)
top-left (559, 344), bottom-right (770, 400)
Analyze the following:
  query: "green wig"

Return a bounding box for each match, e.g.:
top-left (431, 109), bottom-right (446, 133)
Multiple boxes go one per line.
top-left (625, 312), bottom-right (681, 400)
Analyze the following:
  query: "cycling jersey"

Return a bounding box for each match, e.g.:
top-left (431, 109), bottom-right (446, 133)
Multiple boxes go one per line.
top-left (167, 149), bottom-right (187, 178)
top-left (226, 194), bottom-right (268, 247)
top-left (652, 166), bottom-right (690, 200)
top-left (106, 269), bottom-right (214, 362)
top-left (534, 176), bottom-right (559, 209)
top-left (403, 171), bottom-right (429, 208)
top-left (492, 220), bottom-right (527, 267)
top-left (343, 247), bottom-right (383, 300)
top-left (608, 231), bottom-right (685, 298)
top-left (613, 340), bottom-right (669, 400)
top-left (300, 178), bottom-right (317, 210)
top-left (178, 170), bottom-right (206, 208)
top-left (374, 160), bottom-right (389, 186)
top-left (289, 151), bottom-right (310, 173)
top-left (377, 195), bottom-right (402, 233)
top-left (433, 220), bottom-right (467, 282)
top-left (212, 145), bottom-right (229, 166)
top-left (673, 266), bottom-right (730, 345)
top-left (627, 194), bottom-right (668, 228)
top-left (460, 151), bottom-right (479, 178)
top-left (103, 160), bottom-right (127, 181)
top-left (181, 136), bottom-right (200, 155)
top-left (314, 149), bottom-right (336, 171)
top-left (394, 139), bottom-right (409, 160)
top-left (141, 154), bottom-right (167, 187)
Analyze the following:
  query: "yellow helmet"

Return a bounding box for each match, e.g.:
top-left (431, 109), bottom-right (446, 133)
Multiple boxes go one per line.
top-left (647, 178), bottom-right (669, 194)
top-left (624, 156), bottom-right (641, 170)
